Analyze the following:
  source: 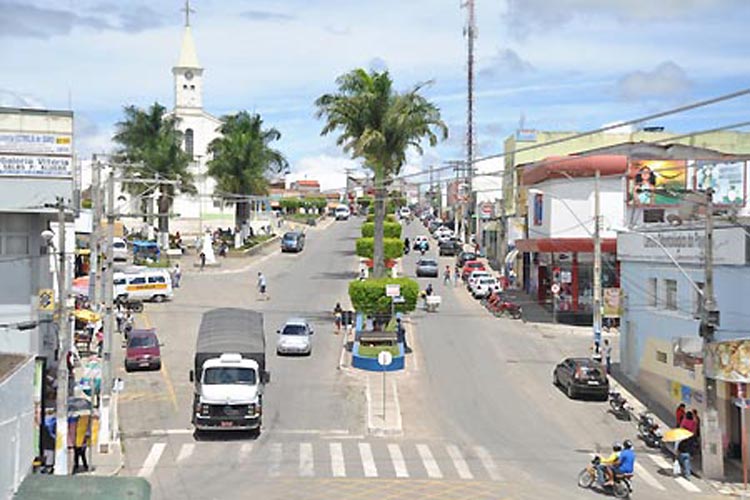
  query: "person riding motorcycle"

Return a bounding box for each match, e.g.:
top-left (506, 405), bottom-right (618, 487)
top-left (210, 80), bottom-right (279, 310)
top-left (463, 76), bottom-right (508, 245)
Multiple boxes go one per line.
top-left (404, 238), bottom-right (410, 255)
top-left (596, 442), bottom-right (622, 485)
top-left (606, 439), bottom-right (636, 486)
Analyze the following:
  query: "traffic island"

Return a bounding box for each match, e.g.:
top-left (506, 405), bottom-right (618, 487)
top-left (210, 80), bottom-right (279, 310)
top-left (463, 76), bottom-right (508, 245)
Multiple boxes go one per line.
top-left (352, 336), bottom-right (404, 371)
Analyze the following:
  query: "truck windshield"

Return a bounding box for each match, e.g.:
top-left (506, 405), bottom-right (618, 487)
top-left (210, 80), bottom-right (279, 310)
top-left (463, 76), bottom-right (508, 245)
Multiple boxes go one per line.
top-left (203, 367), bottom-right (256, 385)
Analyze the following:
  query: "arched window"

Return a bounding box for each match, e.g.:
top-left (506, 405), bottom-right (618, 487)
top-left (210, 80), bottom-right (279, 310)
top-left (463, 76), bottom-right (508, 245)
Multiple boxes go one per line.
top-left (185, 128), bottom-right (194, 159)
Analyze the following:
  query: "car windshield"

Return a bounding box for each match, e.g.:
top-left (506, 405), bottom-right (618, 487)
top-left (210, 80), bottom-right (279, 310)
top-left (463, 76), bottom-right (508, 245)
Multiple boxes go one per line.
top-left (282, 324), bottom-right (308, 335)
top-left (283, 234), bottom-right (298, 241)
top-left (420, 260), bottom-right (437, 266)
top-left (129, 335), bottom-right (156, 348)
top-left (203, 367), bottom-right (256, 385)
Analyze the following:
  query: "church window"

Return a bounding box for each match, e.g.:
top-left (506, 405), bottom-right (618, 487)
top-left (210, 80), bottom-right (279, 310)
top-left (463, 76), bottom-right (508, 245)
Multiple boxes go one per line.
top-left (185, 128), bottom-right (194, 158)
top-left (190, 85), bottom-right (195, 90)
top-left (183, 84), bottom-right (188, 89)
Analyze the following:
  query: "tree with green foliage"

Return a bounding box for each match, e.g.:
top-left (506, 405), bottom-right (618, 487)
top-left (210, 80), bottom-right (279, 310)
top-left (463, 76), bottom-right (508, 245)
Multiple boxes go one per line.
top-left (316, 69), bottom-right (447, 277)
top-left (348, 277), bottom-right (419, 315)
top-left (361, 222), bottom-right (401, 239)
top-left (207, 112), bottom-right (289, 226)
top-left (113, 102), bottom-right (195, 235)
top-left (355, 237), bottom-right (403, 260)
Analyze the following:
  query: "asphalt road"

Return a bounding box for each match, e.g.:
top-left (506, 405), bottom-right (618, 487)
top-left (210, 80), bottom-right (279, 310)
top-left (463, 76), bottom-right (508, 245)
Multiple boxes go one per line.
top-left (113, 217), bottom-right (723, 500)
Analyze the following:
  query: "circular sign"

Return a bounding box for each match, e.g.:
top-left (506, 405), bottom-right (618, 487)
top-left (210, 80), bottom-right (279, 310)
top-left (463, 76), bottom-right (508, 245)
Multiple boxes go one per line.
top-left (551, 283), bottom-right (561, 295)
top-left (378, 351), bottom-right (393, 367)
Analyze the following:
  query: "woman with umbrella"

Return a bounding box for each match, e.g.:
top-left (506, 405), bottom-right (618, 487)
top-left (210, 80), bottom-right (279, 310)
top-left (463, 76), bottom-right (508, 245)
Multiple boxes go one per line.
top-left (662, 427), bottom-right (695, 479)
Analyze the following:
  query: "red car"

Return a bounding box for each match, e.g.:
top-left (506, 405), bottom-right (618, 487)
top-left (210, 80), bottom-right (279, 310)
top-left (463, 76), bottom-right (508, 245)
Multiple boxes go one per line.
top-left (125, 328), bottom-right (162, 372)
top-left (461, 260), bottom-right (486, 281)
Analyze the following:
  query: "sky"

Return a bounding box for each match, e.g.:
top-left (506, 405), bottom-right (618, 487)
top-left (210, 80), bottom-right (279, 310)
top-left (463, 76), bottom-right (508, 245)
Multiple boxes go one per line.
top-left (2, 0), bottom-right (750, 191)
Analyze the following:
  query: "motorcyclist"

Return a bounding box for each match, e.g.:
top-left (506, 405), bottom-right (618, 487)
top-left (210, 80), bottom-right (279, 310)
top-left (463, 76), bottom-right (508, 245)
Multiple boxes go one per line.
top-left (404, 238), bottom-right (410, 255)
top-left (606, 439), bottom-right (635, 486)
top-left (425, 283), bottom-right (433, 297)
top-left (597, 442), bottom-right (622, 485)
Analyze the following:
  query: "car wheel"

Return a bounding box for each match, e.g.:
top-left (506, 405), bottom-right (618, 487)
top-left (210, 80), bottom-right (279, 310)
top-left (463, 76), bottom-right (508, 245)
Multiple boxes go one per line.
top-left (153, 295), bottom-right (165, 303)
top-left (567, 382), bottom-right (577, 399)
top-left (154, 361), bottom-right (162, 371)
top-left (124, 363), bottom-right (131, 373)
top-left (553, 372), bottom-right (559, 387)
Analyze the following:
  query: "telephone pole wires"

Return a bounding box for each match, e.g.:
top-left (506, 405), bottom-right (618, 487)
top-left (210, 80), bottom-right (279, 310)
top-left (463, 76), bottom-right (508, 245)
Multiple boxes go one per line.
top-left (53, 198), bottom-right (70, 475)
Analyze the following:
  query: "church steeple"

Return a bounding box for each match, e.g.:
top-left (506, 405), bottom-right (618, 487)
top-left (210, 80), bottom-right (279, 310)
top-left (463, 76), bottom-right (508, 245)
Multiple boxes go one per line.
top-left (173, 0), bottom-right (203, 110)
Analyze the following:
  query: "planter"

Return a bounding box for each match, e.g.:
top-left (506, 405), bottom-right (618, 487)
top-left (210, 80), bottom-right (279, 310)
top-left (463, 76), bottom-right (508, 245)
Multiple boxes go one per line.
top-left (351, 341), bottom-right (404, 371)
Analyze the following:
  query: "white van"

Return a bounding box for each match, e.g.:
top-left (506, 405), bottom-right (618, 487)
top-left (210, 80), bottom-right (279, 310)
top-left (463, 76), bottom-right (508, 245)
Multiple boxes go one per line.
top-left (112, 237), bottom-right (128, 262)
top-left (334, 205), bottom-right (351, 221)
top-left (114, 269), bottom-right (173, 302)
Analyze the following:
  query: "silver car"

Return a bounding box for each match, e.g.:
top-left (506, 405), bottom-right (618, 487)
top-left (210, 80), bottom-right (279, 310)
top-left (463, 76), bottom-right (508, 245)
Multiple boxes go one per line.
top-left (276, 318), bottom-right (314, 356)
top-left (416, 258), bottom-right (439, 277)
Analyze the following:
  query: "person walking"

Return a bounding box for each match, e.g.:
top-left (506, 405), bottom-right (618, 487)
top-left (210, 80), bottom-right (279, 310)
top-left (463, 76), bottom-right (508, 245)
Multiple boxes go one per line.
top-left (678, 434), bottom-right (696, 479)
top-left (199, 251), bottom-right (206, 271)
top-left (675, 403), bottom-right (686, 427)
top-left (443, 265), bottom-right (451, 285)
top-left (692, 409), bottom-right (701, 442)
top-left (257, 272), bottom-right (268, 300)
top-left (681, 411), bottom-right (698, 434)
top-left (603, 339), bottom-right (613, 374)
top-left (172, 263), bottom-right (182, 288)
top-left (333, 302), bottom-right (343, 334)
top-left (396, 317), bottom-right (408, 352)
top-left (72, 415), bottom-right (90, 473)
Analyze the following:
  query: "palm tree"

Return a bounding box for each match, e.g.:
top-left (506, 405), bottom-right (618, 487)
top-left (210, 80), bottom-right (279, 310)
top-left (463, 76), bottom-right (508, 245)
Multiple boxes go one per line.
top-left (113, 102), bottom-right (195, 236)
top-left (207, 112), bottom-right (289, 227)
top-left (316, 69), bottom-right (447, 277)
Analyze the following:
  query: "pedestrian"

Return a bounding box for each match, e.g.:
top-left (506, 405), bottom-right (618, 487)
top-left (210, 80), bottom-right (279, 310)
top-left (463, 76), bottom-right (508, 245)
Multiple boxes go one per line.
top-left (681, 410), bottom-right (698, 434)
top-left (604, 339), bottom-right (612, 374)
top-left (396, 317), bottom-right (408, 351)
top-left (453, 266), bottom-right (460, 286)
top-left (173, 263), bottom-right (181, 288)
top-left (72, 414), bottom-right (90, 473)
top-left (678, 435), bottom-right (696, 479)
top-left (359, 268), bottom-right (366, 281)
top-left (692, 409), bottom-right (701, 441)
top-left (333, 302), bottom-right (343, 334)
top-left (675, 403), bottom-right (686, 427)
top-left (257, 272), bottom-right (268, 300)
top-left (199, 251), bottom-right (206, 271)
top-left (443, 265), bottom-right (451, 285)
top-left (591, 341), bottom-right (602, 363)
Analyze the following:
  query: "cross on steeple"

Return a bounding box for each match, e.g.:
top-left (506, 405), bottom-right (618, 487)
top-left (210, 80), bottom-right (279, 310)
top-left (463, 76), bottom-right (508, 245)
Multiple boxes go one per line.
top-left (182, 0), bottom-right (195, 27)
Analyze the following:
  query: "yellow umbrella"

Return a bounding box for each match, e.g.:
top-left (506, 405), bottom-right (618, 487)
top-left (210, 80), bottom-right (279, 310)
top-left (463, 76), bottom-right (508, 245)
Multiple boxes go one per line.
top-left (73, 309), bottom-right (101, 323)
top-left (663, 427), bottom-right (694, 443)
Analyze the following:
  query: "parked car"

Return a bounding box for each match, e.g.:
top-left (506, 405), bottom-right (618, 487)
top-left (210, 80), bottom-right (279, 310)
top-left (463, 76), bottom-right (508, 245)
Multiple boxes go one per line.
top-left (112, 237), bottom-right (128, 262)
top-left (428, 220), bottom-right (443, 233)
top-left (413, 235), bottom-right (429, 251)
top-left (399, 207), bottom-right (411, 219)
top-left (553, 357), bottom-right (609, 400)
top-left (281, 231), bottom-right (305, 252)
top-left (416, 258), bottom-right (439, 277)
top-left (125, 328), bottom-right (162, 372)
top-left (456, 251), bottom-right (477, 268)
top-left (438, 239), bottom-right (461, 256)
top-left (433, 226), bottom-right (453, 239)
top-left (276, 318), bottom-right (314, 356)
top-left (472, 277), bottom-right (501, 298)
top-left (461, 260), bottom-right (486, 280)
top-left (467, 270), bottom-right (492, 290)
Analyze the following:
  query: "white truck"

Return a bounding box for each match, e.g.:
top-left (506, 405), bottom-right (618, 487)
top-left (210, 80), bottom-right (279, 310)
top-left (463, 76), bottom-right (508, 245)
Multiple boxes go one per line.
top-left (189, 308), bottom-right (270, 433)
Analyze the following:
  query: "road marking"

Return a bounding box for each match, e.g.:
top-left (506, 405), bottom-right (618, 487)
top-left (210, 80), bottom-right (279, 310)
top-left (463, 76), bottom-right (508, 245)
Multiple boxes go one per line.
top-left (359, 443), bottom-right (378, 477)
top-left (388, 443), bottom-right (409, 478)
top-left (676, 476), bottom-right (701, 492)
top-left (446, 444), bottom-right (473, 480)
top-left (137, 442), bottom-right (166, 478)
top-left (274, 429), bottom-right (349, 435)
top-left (142, 312), bottom-right (179, 412)
top-left (239, 443), bottom-right (254, 461)
top-left (175, 443), bottom-right (194, 463)
top-left (391, 379), bottom-right (403, 432)
top-left (145, 429), bottom-right (193, 436)
top-left (268, 443), bottom-right (282, 477)
top-left (299, 442), bottom-right (314, 477)
top-left (634, 462), bottom-right (665, 491)
top-left (648, 454), bottom-right (671, 469)
top-left (417, 444), bottom-right (443, 479)
top-left (330, 443), bottom-right (346, 477)
top-left (474, 445), bottom-right (503, 481)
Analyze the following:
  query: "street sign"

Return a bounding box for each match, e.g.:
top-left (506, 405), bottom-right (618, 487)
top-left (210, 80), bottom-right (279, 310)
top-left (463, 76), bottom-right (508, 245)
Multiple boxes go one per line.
top-left (385, 284), bottom-right (400, 298)
top-left (551, 283), bottom-right (561, 295)
top-left (378, 350), bottom-right (393, 367)
top-left (38, 288), bottom-right (54, 311)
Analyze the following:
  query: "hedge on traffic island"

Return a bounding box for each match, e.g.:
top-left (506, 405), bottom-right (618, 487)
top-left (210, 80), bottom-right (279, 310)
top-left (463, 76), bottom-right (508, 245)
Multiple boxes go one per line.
top-left (360, 221), bottom-right (402, 239)
top-left (355, 237), bottom-right (403, 260)
top-left (348, 277), bottom-right (419, 315)
top-left (365, 214), bottom-right (398, 224)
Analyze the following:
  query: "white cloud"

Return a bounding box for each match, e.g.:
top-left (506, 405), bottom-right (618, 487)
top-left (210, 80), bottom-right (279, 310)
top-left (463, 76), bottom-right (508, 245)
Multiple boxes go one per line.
top-left (289, 154), bottom-right (359, 192)
top-left (478, 49), bottom-right (534, 79)
top-left (617, 61), bottom-right (692, 101)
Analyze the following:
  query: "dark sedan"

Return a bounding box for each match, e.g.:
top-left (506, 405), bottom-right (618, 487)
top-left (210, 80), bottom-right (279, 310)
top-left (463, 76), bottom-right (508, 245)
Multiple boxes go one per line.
top-left (553, 357), bottom-right (609, 400)
top-left (416, 258), bottom-right (439, 277)
top-left (456, 251), bottom-right (477, 268)
top-left (281, 231), bottom-right (305, 252)
top-left (439, 239), bottom-right (461, 256)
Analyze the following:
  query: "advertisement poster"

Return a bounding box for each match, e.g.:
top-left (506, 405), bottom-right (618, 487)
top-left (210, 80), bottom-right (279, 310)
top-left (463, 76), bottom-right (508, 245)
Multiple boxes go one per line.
top-left (692, 160), bottom-right (746, 206)
top-left (705, 338), bottom-right (750, 382)
top-left (628, 160), bottom-right (687, 206)
top-left (0, 132), bottom-right (72, 155)
top-left (602, 287), bottom-right (622, 318)
top-left (0, 155), bottom-right (72, 177)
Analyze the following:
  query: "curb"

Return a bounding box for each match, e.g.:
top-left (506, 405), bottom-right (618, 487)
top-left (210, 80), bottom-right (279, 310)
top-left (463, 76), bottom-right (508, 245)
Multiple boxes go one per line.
top-left (241, 235), bottom-right (280, 255)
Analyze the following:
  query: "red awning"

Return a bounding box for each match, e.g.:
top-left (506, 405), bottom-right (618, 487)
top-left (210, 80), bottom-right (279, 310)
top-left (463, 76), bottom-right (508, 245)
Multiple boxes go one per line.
top-left (522, 155), bottom-right (628, 186)
top-left (515, 237), bottom-right (617, 253)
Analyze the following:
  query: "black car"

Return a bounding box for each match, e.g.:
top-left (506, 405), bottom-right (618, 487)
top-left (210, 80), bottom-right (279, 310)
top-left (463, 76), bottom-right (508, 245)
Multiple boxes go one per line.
top-left (456, 251), bottom-right (477, 268)
top-left (439, 239), bottom-right (461, 256)
top-left (281, 231), bottom-right (305, 252)
top-left (553, 357), bottom-right (609, 400)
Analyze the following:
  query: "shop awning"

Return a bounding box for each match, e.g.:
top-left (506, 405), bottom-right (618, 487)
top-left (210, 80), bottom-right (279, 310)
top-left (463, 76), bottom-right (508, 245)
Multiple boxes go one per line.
top-left (515, 237), bottom-right (617, 253)
top-left (73, 309), bottom-right (101, 323)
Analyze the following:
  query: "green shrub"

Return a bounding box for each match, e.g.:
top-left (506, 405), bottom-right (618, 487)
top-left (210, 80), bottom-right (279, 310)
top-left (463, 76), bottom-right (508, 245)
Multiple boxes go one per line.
top-left (357, 344), bottom-right (400, 358)
top-left (360, 222), bottom-right (402, 239)
top-left (348, 277), bottom-right (419, 315)
top-left (365, 214), bottom-right (398, 223)
top-left (355, 237), bottom-right (403, 260)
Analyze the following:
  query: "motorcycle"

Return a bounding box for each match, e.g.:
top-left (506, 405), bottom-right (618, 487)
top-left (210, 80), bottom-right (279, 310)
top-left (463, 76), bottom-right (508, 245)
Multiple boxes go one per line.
top-left (115, 296), bottom-right (144, 313)
top-left (485, 292), bottom-right (523, 320)
top-left (578, 456), bottom-right (632, 499)
top-left (637, 411), bottom-right (662, 448)
top-left (608, 391), bottom-right (631, 421)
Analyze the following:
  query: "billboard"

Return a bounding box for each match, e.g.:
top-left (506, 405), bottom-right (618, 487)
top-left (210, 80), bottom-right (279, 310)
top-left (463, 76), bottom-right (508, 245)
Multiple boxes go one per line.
top-left (691, 160), bottom-right (746, 206)
top-left (603, 288), bottom-right (622, 318)
top-left (628, 160), bottom-right (686, 206)
top-left (704, 339), bottom-right (750, 383)
top-left (0, 155), bottom-right (72, 177)
top-left (0, 132), bottom-right (72, 155)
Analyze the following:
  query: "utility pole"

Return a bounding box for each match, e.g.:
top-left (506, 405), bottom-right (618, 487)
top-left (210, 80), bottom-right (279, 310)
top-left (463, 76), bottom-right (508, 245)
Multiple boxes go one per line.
top-left (701, 187), bottom-right (724, 479)
top-left (593, 169), bottom-right (602, 349)
top-left (99, 170), bottom-right (116, 452)
top-left (463, 0), bottom-right (476, 246)
top-left (54, 198), bottom-right (70, 475)
top-left (429, 165), bottom-right (434, 213)
top-left (89, 157), bottom-right (102, 305)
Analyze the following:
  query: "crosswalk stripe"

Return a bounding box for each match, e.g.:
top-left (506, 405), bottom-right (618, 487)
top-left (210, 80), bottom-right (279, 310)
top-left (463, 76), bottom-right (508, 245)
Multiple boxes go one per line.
top-left (239, 443), bottom-right (254, 461)
top-left (330, 443), bottom-right (346, 477)
top-left (648, 454), bottom-right (671, 469)
top-left (359, 443), bottom-right (378, 477)
top-left (634, 462), bottom-right (665, 491)
top-left (474, 445), bottom-right (502, 481)
top-left (388, 443), bottom-right (409, 478)
top-left (138, 442), bottom-right (166, 478)
top-left (417, 444), bottom-right (443, 479)
top-left (175, 443), bottom-right (194, 463)
top-left (446, 444), bottom-right (473, 480)
top-left (268, 443), bottom-right (282, 477)
top-left (300, 442), bottom-right (314, 477)
top-left (675, 476), bottom-right (701, 492)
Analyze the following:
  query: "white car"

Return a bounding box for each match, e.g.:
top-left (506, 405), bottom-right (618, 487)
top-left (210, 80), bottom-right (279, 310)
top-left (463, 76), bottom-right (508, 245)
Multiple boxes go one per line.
top-left (399, 207), bottom-right (411, 219)
top-left (433, 226), bottom-right (453, 239)
top-left (437, 232), bottom-right (455, 243)
top-left (276, 318), bottom-right (314, 356)
top-left (467, 270), bottom-right (491, 290)
top-left (472, 277), bottom-right (501, 298)
top-left (335, 205), bottom-right (350, 221)
top-left (113, 237), bottom-right (128, 262)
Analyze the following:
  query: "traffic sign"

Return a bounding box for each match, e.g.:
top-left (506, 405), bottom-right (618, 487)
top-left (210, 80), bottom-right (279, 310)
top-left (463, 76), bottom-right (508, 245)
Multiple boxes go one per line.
top-left (378, 350), bottom-right (393, 367)
top-left (385, 284), bottom-right (400, 297)
top-left (551, 283), bottom-right (561, 295)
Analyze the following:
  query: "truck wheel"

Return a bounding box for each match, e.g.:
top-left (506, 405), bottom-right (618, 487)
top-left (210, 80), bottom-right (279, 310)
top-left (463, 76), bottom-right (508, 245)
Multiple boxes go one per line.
top-left (153, 295), bottom-right (165, 303)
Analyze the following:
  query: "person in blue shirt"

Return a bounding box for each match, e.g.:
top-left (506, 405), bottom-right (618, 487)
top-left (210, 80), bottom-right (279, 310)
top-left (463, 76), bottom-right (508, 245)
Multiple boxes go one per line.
top-left (606, 439), bottom-right (636, 485)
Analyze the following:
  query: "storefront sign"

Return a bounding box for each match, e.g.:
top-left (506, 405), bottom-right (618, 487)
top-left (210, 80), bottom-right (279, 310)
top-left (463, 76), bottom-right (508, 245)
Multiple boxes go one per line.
top-left (0, 132), bottom-right (72, 155)
top-left (0, 154), bottom-right (72, 177)
top-left (628, 160), bottom-right (686, 206)
top-left (602, 288), bottom-right (622, 318)
top-left (692, 160), bottom-right (746, 206)
top-left (617, 226), bottom-right (748, 265)
top-left (705, 339), bottom-right (750, 383)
